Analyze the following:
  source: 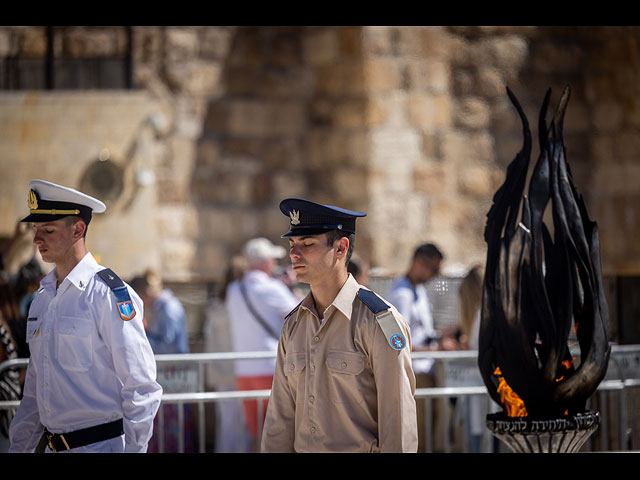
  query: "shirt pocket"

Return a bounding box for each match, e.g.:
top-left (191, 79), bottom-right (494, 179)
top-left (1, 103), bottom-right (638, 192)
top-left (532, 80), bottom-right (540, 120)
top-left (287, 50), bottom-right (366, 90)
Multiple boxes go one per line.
top-left (283, 352), bottom-right (306, 399)
top-left (26, 318), bottom-right (43, 344)
top-left (284, 352), bottom-right (306, 377)
top-left (326, 350), bottom-right (365, 404)
top-left (56, 316), bottom-right (93, 372)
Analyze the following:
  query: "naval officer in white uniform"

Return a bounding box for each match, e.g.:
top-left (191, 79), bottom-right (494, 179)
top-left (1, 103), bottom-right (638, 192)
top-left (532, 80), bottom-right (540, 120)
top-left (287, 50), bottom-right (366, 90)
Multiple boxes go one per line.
top-left (9, 179), bottom-right (162, 453)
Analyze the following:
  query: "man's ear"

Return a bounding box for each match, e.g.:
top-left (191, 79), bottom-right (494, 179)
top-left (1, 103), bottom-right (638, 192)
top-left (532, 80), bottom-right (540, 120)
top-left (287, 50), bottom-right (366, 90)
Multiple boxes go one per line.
top-left (72, 219), bottom-right (87, 239)
top-left (336, 236), bottom-right (349, 257)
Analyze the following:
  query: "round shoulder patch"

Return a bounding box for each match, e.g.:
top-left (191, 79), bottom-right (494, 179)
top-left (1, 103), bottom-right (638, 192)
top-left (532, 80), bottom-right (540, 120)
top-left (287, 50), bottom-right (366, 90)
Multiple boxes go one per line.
top-left (389, 333), bottom-right (407, 351)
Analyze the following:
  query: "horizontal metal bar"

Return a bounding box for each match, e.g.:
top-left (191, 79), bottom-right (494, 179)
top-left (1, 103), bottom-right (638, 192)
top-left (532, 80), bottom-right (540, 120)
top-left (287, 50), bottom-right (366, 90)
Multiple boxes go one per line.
top-left (161, 390), bottom-right (272, 404)
top-left (3, 344), bottom-right (640, 371)
top-left (3, 378), bottom-right (638, 411)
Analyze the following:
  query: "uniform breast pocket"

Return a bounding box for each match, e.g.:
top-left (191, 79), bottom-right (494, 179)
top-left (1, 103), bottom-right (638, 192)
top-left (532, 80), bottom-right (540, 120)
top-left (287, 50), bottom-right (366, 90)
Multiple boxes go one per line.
top-left (26, 318), bottom-right (43, 344)
top-left (25, 318), bottom-right (44, 359)
top-left (284, 352), bottom-right (306, 376)
top-left (56, 316), bottom-right (93, 372)
top-left (284, 352), bottom-right (306, 394)
top-left (326, 350), bottom-right (365, 404)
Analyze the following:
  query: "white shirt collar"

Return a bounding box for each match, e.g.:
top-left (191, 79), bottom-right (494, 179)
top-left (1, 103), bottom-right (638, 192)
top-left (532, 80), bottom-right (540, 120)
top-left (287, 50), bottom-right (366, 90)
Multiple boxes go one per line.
top-left (41, 252), bottom-right (100, 293)
top-left (66, 252), bottom-right (100, 290)
top-left (300, 273), bottom-right (360, 321)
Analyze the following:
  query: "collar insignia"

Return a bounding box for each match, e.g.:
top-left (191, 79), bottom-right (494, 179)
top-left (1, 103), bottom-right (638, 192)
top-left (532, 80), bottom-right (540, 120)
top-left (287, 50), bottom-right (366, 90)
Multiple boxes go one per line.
top-left (28, 189), bottom-right (38, 210)
top-left (290, 209), bottom-right (301, 225)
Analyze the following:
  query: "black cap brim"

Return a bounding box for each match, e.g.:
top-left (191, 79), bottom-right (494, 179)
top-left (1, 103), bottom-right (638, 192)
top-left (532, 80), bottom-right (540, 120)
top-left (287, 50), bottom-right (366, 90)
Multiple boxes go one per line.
top-left (21, 212), bottom-right (92, 224)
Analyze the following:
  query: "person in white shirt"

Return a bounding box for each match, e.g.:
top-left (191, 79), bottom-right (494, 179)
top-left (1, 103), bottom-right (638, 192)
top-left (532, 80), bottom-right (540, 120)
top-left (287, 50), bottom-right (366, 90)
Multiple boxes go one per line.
top-left (8, 179), bottom-right (162, 453)
top-left (386, 244), bottom-right (444, 376)
top-left (386, 243), bottom-right (460, 452)
top-left (225, 237), bottom-right (299, 450)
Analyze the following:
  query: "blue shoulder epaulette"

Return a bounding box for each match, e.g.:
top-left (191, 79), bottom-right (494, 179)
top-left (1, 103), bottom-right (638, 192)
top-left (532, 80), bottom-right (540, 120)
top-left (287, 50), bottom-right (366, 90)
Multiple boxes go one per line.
top-left (357, 288), bottom-right (407, 351)
top-left (356, 288), bottom-right (389, 314)
top-left (97, 268), bottom-right (136, 321)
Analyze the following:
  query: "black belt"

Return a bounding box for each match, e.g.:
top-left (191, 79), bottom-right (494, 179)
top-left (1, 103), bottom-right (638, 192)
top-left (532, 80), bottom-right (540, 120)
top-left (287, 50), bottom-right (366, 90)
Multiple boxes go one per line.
top-left (44, 419), bottom-right (124, 452)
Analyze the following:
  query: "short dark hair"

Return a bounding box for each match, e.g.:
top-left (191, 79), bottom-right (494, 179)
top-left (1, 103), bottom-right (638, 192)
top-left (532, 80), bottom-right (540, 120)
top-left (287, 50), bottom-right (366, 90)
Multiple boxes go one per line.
top-left (325, 230), bottom-right (355, 265)
top-left (413, 243), bottom-right (443, 262)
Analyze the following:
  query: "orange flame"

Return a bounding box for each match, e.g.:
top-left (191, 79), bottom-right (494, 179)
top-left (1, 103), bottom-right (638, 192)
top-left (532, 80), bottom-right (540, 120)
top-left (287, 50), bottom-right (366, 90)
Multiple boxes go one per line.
top-left (555, 359), bottom-right (573, 382)
top-left (493, 367), bottom-right (528, 417)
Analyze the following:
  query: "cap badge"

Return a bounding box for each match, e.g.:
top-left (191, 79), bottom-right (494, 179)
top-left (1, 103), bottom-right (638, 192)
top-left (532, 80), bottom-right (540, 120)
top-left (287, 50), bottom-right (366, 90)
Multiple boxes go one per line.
top-left (290, 209), bottom-right (301, 225)
top-left (28, 189), bottom-right (39, 210)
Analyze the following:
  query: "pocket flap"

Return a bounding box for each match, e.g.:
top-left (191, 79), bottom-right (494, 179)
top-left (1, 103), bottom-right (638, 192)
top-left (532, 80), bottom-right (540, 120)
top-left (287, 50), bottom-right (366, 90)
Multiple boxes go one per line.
top-left (284, 352), bottom-right (306, 376)
top-left (326, 350), bottom-right (365, 375)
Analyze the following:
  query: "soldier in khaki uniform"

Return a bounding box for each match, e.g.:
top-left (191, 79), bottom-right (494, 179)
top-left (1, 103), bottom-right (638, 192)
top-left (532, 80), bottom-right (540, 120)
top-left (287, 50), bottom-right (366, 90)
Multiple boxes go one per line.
top-left (260, 198), bottom-right (418, 453)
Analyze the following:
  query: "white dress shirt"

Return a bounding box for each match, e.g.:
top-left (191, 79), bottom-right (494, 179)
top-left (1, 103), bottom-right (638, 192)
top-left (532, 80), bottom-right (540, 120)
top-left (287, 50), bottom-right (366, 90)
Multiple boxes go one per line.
top-left (225, 269), bottom-right (299, 377)
top-left (9, 252), bottom-right (162, 453)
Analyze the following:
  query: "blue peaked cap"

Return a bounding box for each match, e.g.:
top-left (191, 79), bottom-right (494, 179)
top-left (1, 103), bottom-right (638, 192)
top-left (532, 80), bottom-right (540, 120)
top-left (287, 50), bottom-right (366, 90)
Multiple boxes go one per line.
top-left (279, 198), bottom-right (366, 238)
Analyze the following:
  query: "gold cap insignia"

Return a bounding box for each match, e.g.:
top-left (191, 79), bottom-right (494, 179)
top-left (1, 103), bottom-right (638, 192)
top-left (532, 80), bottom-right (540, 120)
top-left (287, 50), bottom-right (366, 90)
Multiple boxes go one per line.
top-left (27, 189), bottom-right (38, 210)
top-left (290, 209), bottom-right (300, 225)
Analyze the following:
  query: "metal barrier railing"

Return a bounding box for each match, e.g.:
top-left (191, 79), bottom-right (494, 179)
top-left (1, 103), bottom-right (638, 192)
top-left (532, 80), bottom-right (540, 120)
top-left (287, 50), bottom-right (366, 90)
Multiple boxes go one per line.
top-left (1, 346), bottom-right (639, 452)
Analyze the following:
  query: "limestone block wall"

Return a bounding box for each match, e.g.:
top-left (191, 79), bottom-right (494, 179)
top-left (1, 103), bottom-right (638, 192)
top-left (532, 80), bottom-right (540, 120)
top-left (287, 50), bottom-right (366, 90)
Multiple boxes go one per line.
top-left (132, 26), bottom-right (236, 282)
top-left (0, 91), bottom-right (161, 277)
top-left (2, 25), bottom-right (640, 287)
top-left (360, 26), bottom-right (506, 275)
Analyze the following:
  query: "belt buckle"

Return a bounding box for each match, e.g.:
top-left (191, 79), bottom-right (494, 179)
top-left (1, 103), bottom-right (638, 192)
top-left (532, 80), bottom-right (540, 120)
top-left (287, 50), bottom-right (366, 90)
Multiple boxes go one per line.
top-left (46, 432), bottom-right (71, 452)
top-left (46, 433), bottom-right (57, 453)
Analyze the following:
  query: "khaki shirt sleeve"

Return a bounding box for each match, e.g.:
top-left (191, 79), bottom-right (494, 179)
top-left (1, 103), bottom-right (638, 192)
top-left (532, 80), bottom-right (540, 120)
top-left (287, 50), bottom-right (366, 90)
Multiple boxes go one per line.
top-left (369, 311), bottom-right (418, 452)
top-left (260, 318), bottom-right (296, 452)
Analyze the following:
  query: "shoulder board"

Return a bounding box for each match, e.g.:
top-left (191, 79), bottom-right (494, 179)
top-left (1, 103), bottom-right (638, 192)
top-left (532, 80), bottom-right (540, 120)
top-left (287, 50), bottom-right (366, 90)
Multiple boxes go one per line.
top-left (356, 288), bottom-right (390, 314)
top-left (357, 288), bottom-right (407, 351)
top-left (284, 300), bottom-right (303, 320)
top-left (96, 268), bottom-right (136, 321)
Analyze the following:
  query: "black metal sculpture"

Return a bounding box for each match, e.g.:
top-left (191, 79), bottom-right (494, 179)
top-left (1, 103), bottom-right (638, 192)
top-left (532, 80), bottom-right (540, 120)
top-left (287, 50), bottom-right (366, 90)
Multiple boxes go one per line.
top-left (478, 86), bottom-right (611, 425)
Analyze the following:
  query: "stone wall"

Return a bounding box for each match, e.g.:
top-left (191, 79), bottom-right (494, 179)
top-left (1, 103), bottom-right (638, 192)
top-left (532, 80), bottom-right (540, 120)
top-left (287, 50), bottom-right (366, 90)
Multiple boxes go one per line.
top-left (0, 90), bottom-right (161, 276)
top-left (2, 26), bottom-right (640, 287)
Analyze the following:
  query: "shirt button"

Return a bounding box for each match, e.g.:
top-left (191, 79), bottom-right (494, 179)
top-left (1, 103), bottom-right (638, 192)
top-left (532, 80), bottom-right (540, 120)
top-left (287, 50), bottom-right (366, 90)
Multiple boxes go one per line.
top-left (290, 364), bottom-right (296, 371)
top-left (309, 396), bottom-right (315, 404)
top-left (310, 363), bottom-right (316, 372)
top-left (313, 336), bottom-right (320, 342)
top-left (341, 362), bottom-right (348, 369)
top-left (310, 426), bottom-right (316, 434)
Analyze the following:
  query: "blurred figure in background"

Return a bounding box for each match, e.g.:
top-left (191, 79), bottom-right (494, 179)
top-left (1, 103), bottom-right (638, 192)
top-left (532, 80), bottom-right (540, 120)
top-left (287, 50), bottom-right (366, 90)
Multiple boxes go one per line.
top-left (130, 269), bottom-right (189, 355)
top-left (0, 222), bottom-right (45, 452)
top-left (203, 255), bottom-right (248, 452)
top-left (457, 265), bottom-right (489, 452)
top-left (0, 279), bottom-right (21, 449)
top-left (225, 237), bottom-right (299, 452)
top-left (130, 269), bottom-right (192, 452)
top-left (458, 265), bottom-right (483, 351)
top-left (386, 242), bottom-right (460, 452)
top-left (347, 253), bottom-right (370, 286)
top-left (1, 221), bottom-right (47, 358)
top-left (204, 255), bottom-right (247, 390)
